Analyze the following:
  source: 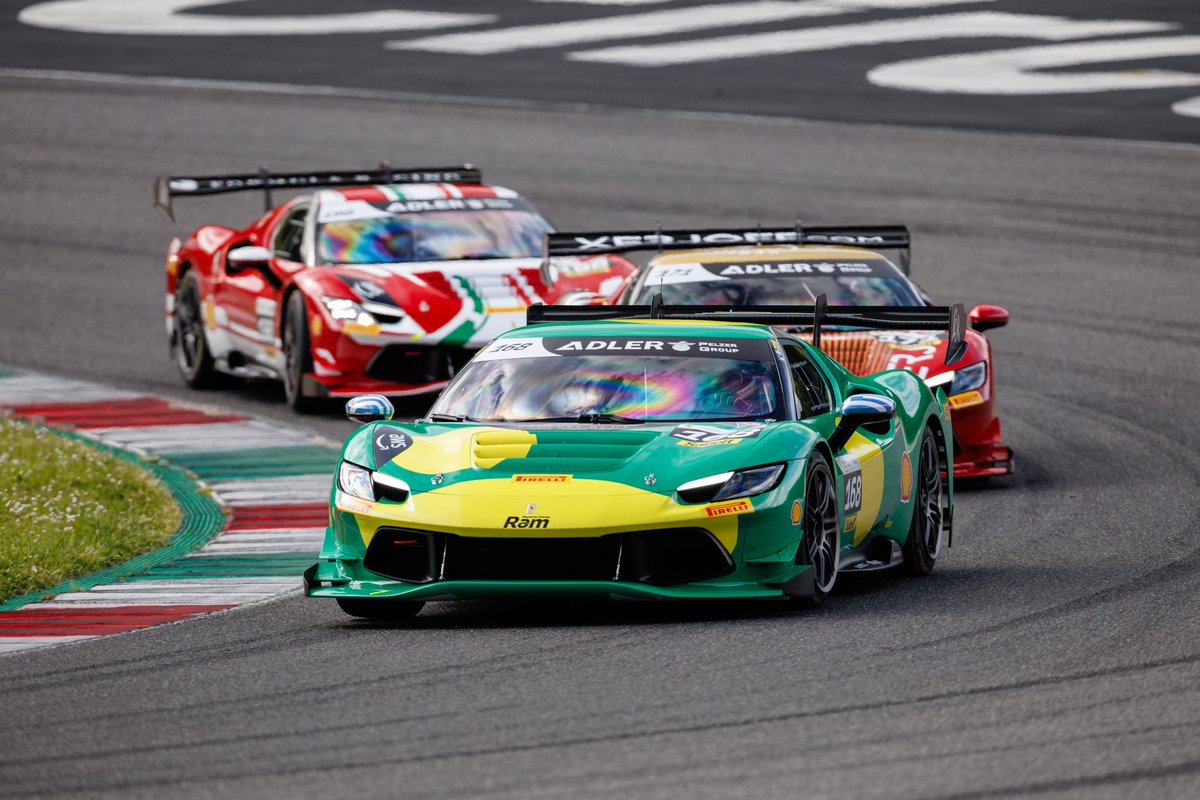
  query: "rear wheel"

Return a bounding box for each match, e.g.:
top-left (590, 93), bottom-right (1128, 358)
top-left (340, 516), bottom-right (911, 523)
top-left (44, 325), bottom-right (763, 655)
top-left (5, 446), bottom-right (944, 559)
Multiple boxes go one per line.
top-left (794, 452), bottom-right (839, 608)
top-left (173, 270), bottom-right (219, 388)
top-left (282, 291), bottom-right (320, 413)
top-left (903, 427), bottom-right (945, 576)
top-left (336, 598), bottom-right (425, 620)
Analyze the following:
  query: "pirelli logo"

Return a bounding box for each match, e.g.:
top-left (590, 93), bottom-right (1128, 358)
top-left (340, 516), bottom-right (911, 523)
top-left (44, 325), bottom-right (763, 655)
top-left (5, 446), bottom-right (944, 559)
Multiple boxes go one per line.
top-left (705, 499), bottom-right (753, 518)
top-left (948, 390), bottom-right (984, 410)
top-left (512, 474), bottom-right (572, 483)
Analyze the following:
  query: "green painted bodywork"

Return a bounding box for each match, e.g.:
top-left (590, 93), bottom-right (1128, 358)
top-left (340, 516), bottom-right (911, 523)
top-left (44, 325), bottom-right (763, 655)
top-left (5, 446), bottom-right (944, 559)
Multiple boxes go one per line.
top-left (306, 320), bottom-right (955, 603)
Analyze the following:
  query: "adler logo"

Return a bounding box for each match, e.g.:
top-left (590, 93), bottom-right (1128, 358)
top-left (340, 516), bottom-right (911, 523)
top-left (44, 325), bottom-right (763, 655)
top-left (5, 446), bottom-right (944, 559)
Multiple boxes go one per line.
top-left (555, 340), bottom-right (666, 352)
top-left (718, 261), bottom-right (873, 276)
top-left (503, 515), bottom-right (550, 529)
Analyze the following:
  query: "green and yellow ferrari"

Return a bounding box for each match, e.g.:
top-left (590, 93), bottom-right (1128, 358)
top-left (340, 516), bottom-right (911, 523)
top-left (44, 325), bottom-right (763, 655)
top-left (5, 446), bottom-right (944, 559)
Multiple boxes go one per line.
top-left (304, 301), bottom-right (965, 619)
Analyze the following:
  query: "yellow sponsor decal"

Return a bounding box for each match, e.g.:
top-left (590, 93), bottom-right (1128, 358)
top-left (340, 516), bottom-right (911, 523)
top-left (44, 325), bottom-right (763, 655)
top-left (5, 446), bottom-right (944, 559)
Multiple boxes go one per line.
top-left (949, 390), bottom-right (984, 409)
top-left (900, 451), bottom-right (913, 503)
top-left (512, 474), bottom-right (572, 483)
top-left (484, 305), bottom-right (528, 314)
top-left (310, 315), bottom-right (322, 337)
top-left (843, 514), bottom-right (858, 533)
top-left (337, 495), bottom-right (374, 515)
top-left (678, 439), bottom-right (741, 448)
top-left (705, 499), bottom-right (752, 518)
top-left (343, 321), bottom-right (381, 336)
top-left (843, 432), bottom-right (885, 547)
top-left (790, 499), bottom-right (803, 526)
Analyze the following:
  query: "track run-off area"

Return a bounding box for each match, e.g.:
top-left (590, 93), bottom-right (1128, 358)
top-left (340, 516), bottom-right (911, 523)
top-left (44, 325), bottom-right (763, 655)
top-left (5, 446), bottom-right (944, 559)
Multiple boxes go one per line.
top-left (1, 32), bottom-right (1199, 800)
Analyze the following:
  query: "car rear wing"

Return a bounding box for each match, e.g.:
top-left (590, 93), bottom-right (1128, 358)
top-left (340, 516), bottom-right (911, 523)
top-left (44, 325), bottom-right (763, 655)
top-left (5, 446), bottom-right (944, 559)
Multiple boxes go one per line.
top-left (527, 295), bottom-right (966, 365)
top-left (153, 163), bottom-right (482, 222)
top-left (544, 225), bottom-right (913, 274)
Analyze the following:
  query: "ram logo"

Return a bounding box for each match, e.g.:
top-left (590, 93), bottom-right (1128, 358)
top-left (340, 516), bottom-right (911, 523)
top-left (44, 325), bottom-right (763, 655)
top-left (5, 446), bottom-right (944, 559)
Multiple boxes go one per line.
top-left (503, 516), bottom-right (550, 529)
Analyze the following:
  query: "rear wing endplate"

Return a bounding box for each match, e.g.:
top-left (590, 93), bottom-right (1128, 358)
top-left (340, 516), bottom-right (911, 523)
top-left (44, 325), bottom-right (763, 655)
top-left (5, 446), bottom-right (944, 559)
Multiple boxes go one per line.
top-left (154, 163), bottom-right (482, 222)
top-left (526, 296), bottom-right (966, 365)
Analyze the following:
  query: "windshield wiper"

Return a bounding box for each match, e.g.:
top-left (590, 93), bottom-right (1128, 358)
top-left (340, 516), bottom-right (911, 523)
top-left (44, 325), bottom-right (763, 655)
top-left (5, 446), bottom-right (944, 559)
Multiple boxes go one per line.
top-left (426, 413), bottom-right (478, 422)
top-left (511, 413), bottom-right (645, 425)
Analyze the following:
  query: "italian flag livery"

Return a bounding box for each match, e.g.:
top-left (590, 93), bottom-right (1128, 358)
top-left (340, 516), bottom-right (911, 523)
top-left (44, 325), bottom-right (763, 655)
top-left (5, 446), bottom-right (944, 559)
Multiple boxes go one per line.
top-left (306, 309), bottom-right (960, 616)
top-left (159, 165), bottom-right (634, 411)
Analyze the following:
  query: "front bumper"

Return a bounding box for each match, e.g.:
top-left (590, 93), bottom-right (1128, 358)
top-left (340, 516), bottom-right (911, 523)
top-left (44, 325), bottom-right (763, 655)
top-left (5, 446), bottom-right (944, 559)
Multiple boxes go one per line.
top-left (304, 562), bottom-right (801, 602)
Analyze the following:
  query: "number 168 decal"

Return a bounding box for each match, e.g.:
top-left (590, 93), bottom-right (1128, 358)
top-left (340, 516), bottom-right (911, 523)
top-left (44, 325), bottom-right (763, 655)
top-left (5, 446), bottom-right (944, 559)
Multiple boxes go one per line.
top-left (835, 454), bottom-right (863, 515)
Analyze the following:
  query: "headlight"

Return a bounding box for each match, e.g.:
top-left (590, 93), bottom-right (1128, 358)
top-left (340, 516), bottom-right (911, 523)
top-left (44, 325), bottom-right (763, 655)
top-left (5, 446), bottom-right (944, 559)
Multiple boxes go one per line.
top-left (320, 296), bottom-right (378, 327)
top-left (676, 463), bottom-right (786, 504)
top-left (337, 461), bottom-right (374, 502)
top-left (949, 361), bottom-right (987, 396)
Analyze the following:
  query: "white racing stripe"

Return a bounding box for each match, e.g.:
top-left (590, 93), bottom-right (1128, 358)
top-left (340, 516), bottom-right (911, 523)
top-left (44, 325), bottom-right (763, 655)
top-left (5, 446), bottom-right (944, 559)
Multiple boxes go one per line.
top-left (84, 421), bottom-right (315, 453)
top-left (0, 374), bottom-right (139, 404)
top-left (388, 0), bottom-right (987, 56)
top-left (210, 475), bottom-right (332, 505)
top-left (571, 12), bottom-right (1174, 66)
top-left (0, 636), bottom-right (96, 653)
top-left (85, 578), bottom-right (299, 591)
top-left (45, 592), bottom-right (293, 605)
top-left (201, 543), bottom-right (320, 554)
top-left (212, 528), bottom-right (325, 538)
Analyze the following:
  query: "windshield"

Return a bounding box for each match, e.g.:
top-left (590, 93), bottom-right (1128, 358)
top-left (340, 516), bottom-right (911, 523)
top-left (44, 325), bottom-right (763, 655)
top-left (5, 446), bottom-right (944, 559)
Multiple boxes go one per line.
top-left (429, 335), bottom-right (783, 423)
top-left (317, 197), bottom-right (551, 264)
top-left (630, 257), bottom-right (923, 307)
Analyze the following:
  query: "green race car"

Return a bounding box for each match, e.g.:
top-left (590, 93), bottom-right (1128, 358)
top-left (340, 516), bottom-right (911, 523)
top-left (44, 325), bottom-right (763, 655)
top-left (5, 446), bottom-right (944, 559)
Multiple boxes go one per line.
top-left (304, 301), bottom-right (966, 619)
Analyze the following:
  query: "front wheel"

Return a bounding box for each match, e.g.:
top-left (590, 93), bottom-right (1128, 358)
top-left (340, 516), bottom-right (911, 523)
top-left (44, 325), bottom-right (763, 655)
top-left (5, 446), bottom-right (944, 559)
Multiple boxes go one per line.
top-left (793, 452), bottom-right (840, 608)
top-left (903, 427), bottom-right (945, 576)
top-left (336, 598), bottom-right (425, 620)
top-left (282, 291), bottom-right (320, 413)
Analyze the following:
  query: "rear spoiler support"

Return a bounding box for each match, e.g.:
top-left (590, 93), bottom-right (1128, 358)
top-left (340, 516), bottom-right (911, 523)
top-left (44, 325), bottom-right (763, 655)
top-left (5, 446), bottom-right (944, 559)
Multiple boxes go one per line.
top-left (527, 296), bottom-right (967, 366)
top-left (154, 163), bottom-right (482, 222)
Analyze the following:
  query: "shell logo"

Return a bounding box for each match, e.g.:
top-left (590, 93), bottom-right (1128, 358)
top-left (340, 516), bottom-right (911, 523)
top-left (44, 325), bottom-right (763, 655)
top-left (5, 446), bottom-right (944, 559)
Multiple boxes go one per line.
top-left (790, 499), bottom-right (803, 526)
top-left (900, 451), bottom-right (913, 502)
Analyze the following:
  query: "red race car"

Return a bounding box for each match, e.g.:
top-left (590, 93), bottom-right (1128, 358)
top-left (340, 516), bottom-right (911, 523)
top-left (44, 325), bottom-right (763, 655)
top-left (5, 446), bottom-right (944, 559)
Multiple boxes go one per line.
top-left (156, 165), bottom-right (633, 411)
top-left (543, 225), bottom-right (1013, 479)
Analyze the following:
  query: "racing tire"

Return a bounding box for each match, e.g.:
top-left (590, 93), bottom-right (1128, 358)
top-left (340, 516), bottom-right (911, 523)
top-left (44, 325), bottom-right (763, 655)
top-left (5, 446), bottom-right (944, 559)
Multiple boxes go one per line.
top-left (282, 291), bottom-right (320, 414)
top-left (793, 452), bottom-right (839, 608)
top-left (173, 270), bottom-right (219, 388)
top-left (336, 598), bottom-right (425, 620)
top-left (903, 427), bottom-right (945, 576)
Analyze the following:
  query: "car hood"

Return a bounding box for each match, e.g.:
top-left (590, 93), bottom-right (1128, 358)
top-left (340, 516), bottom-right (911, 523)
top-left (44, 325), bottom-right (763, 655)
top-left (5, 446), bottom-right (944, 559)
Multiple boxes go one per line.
top-left (328, 259), bottom-right (549, 335)
top-left (349, 420), bottom-right (817, 496)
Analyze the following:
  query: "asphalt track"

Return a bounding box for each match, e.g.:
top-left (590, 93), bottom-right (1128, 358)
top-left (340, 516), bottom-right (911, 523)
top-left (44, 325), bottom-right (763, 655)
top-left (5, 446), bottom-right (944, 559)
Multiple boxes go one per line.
top-left (1, 74), bottom-right (1199, 798)
top-left (3, 0), bottom-right (1200, 142)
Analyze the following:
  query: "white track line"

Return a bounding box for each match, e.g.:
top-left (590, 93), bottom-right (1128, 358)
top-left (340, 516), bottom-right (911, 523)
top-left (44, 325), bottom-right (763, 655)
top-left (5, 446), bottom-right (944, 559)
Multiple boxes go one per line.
top-left (571, 12), bottom-right (1172, 66)
top-left (389, 0), bottom-right (986, 56)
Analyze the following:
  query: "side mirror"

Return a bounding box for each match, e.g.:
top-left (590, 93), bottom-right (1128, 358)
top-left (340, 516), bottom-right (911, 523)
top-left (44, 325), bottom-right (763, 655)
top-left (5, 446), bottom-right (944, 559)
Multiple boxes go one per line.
top-left (828, 393), bottom-right (896, 452)
top-left (968, 304), bottom-right (1008, 332)
top-left (346, 394), bottom-right (394, 425)
top-left (226, 245), bottom-right (274, 273)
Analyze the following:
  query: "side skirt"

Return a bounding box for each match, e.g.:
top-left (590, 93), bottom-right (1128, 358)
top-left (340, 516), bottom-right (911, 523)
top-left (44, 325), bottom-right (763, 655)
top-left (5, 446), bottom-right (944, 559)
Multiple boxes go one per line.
top-left (839, 537), bottom-right (903, 574)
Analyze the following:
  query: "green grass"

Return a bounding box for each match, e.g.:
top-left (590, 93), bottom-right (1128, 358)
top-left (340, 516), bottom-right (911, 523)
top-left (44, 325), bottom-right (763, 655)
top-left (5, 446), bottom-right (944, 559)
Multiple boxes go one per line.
top-left (0, 418), bottom-right (181, 602)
